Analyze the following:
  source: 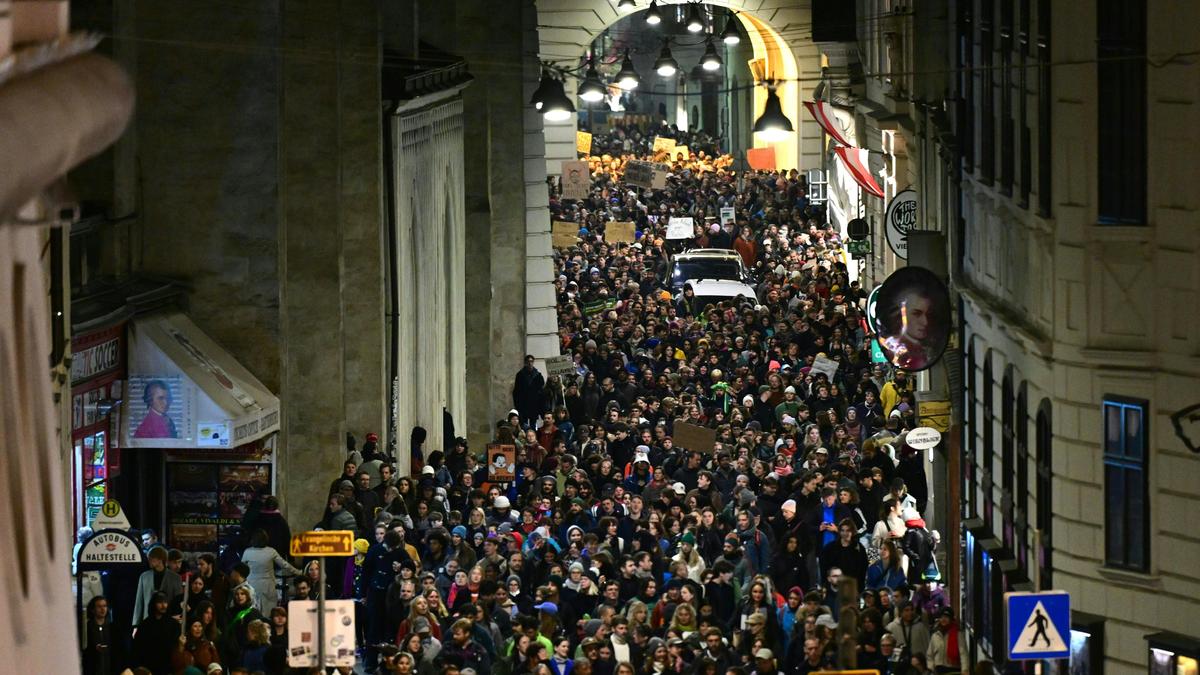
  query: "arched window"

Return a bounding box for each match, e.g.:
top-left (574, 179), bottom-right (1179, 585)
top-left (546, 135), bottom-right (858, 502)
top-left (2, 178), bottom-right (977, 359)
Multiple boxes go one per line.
top-left (1035, 399), bottom-right (1053, 588)
top-left (982, 351), bottom-right (995, 530)
top-left (1001, 365), bottom-right (1015, 549)
top-left (1016, 381), bottom-right (1029, 570)
top-left (964, 339), bottom-right (978, 517)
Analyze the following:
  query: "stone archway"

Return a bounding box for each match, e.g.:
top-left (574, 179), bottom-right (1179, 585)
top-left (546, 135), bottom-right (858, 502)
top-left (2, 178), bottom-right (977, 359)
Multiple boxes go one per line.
top-left (534, 0), bottom-right (824, 172)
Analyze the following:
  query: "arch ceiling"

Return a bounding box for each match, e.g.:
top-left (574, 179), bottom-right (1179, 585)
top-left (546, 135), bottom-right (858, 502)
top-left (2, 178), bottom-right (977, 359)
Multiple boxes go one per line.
top-left (534, 0), bottom-right (822, 170)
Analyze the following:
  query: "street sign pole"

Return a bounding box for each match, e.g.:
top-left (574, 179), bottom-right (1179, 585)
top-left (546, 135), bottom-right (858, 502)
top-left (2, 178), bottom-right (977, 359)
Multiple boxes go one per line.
top-left (317, 556), bottom-right (325, 671)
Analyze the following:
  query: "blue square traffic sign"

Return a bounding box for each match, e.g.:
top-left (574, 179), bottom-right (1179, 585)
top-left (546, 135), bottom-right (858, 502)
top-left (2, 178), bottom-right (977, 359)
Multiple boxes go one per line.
top-left (1006, 591), bottom-right (1071, 660)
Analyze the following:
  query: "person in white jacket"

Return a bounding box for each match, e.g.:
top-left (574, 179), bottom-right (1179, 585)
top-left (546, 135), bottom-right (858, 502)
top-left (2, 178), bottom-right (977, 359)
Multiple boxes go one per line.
top-left (240, 529), bottom-right (301, 612)
top-left (671, 531), bottom-right (707, 582)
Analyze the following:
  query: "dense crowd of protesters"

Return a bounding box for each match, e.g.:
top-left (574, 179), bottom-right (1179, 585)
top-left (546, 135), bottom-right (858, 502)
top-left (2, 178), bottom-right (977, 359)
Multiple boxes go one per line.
top-left (78, 131), bottom-right (963, 675)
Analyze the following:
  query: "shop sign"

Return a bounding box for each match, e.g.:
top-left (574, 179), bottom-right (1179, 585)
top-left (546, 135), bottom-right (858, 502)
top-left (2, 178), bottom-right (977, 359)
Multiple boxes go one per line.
top-left (885, 188), bottom-right (917, 259)
top-left (71, 335), bottom-right (122, 384)
top-left (78, 530), bottom-right (144, 567)
top-left (905, 427), bottom-right (942, 450)
top-left (291, 530), bottom-right (355, 557)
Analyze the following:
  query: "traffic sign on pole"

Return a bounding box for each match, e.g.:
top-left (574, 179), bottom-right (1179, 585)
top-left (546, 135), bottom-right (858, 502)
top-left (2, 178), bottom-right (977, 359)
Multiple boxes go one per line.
top-left (1006, 591), bottom-right (1070, 660)
top-left (290, 531), bottom-right (355, 557)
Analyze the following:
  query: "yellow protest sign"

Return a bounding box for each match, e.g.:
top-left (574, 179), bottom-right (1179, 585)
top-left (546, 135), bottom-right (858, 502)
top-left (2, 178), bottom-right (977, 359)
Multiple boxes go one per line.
top-left (672, 145), bottom-right (690, 161)
top-left (552, 221), bottom-right (579, 248)
top-left (605, 221), bottom-right (636, 243)
top-left (576, 130), bottom-right (592, 155)
top-left (653, 136), bottom-right (676, 153)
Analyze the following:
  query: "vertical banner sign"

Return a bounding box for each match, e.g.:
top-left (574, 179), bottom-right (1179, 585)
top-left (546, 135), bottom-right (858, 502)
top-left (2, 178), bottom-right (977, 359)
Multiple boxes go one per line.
top-left (720, 207), bottom-right (736, 227)
top-left (885, 188), bottom-right (917, 260)
top-left (561, 160), bottom-right (590, 200)
top-left (576, 130), bottom-right (592, 155)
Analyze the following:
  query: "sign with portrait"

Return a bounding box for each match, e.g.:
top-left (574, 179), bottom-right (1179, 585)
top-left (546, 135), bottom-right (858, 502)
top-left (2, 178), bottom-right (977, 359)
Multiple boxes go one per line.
top-left (126, 375), bottom-right (192, 445)
top-left (486, 444), bottom-right (516, 482)
top-left (561, 160), bottom-right (590, 200)
top-left (874, 266), bottom-right (951, 371)
top-left (885, 188), bottom-right (917, 259)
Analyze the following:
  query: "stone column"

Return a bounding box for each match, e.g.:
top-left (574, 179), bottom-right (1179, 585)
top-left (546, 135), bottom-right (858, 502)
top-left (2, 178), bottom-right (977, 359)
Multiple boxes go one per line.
top-left (523, 2), bottom-right (561, 370)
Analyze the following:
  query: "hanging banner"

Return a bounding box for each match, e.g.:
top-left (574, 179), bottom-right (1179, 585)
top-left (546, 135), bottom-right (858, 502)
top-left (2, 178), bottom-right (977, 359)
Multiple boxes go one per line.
top-left (666, 217), bottom-right (694, 240)
top-left (652, 136), bottom-right (676, 153)
top-left (803, 100), bottom-right (855, 147)
top-left (746, 147), bottom-right (776, 170)
top-left (835, 146), bottom-right (885, 198)
top-left (885, 188), bottom-right (917, 260)
top-left (605, 221), bottom-right (636, 243)
top-left (551, 221), bottom-right (578, 248)
top-left (576, 130), bottom-right (592, 155)
top-left (561, 160), bottom-right (590, 200)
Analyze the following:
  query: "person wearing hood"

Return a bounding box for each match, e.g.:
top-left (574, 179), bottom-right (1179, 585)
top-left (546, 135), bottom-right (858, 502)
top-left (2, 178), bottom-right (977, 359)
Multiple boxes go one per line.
top-left (490, 495), bottom-right (519, 526)
top-left (622, 447), bottom-right (653, 494)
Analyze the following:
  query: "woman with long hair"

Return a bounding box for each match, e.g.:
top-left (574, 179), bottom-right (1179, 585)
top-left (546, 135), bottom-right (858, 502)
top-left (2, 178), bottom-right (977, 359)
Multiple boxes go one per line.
top-left (866, 540), bottom-right (907, 591)
top-left (189, 599), bottom-right (220, 644)
top-left (770, 533), bottom-right (810, 595)
top-left (396, 594), bottom-right (443, 643)
top-left (221, 585), bottom-right (264, 666)
top-left (669, 601), bottom-right (699, 635)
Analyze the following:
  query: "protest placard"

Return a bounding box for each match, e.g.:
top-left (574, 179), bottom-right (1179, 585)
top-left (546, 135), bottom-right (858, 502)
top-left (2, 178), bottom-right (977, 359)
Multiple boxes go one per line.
top-left (561, 160), bottom-right (590, 200)
top-left (551, 221), bottom-right (578, 248)
top-left (666, 217), bottom-right (694, 240)
top-left (606, 221), bottom-right (636, 243)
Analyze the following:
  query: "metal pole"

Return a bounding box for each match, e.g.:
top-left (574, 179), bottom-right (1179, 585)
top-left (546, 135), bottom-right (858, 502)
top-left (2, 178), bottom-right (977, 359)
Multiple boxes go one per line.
top-left (317, 557), bottom-right (326, 672)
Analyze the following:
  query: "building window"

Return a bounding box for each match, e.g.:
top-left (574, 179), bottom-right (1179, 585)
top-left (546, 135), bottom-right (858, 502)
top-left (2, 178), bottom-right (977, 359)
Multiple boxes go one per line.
top-left (1016, 382), bottom-right (1030, 570)
top-left (1097, 0), bottom-right (1146, 225)
top-left (1001, 367), bottom-right (1015, 549)
top-left (982, 352), bottom-right (995, 530)
top-left (959, 0), bottom-right (975, 169)
top-left (1036, 0), bottom-right (1051, 216)
top-left (978, 0), bottom-right (995, 183)
top-left (965, 341), bottom-right (978, 517)
top-left (1036, 399), bottom-right (1053, 588)
top-left (1018, 0), bottom-right (1031, 207)
top-left (999, 0), bottom-right (1014, 195)
top-left (1103, 396), bottom-right (1149, 571)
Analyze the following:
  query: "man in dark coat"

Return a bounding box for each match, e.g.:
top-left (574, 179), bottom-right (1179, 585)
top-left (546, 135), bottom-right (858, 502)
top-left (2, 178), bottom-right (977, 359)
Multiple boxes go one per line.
top-left (131, 592), bottom-right (179, 675)
top-left (512, 354), bottom-right (546, 429)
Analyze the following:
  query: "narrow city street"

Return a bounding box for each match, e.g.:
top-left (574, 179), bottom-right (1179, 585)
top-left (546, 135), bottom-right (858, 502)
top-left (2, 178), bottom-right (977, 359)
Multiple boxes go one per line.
top-left (1, 1), bottom-right (1198, 675)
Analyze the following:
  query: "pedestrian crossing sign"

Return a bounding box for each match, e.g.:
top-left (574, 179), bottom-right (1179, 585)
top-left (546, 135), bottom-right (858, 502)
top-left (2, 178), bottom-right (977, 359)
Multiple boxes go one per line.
top-left (1006, 591), bottom-right (1071, 660)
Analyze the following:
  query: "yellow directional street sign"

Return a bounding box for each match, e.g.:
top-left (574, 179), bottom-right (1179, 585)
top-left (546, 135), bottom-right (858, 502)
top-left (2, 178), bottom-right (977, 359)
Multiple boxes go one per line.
top-left (290, 530), bottom-right (355, 557)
